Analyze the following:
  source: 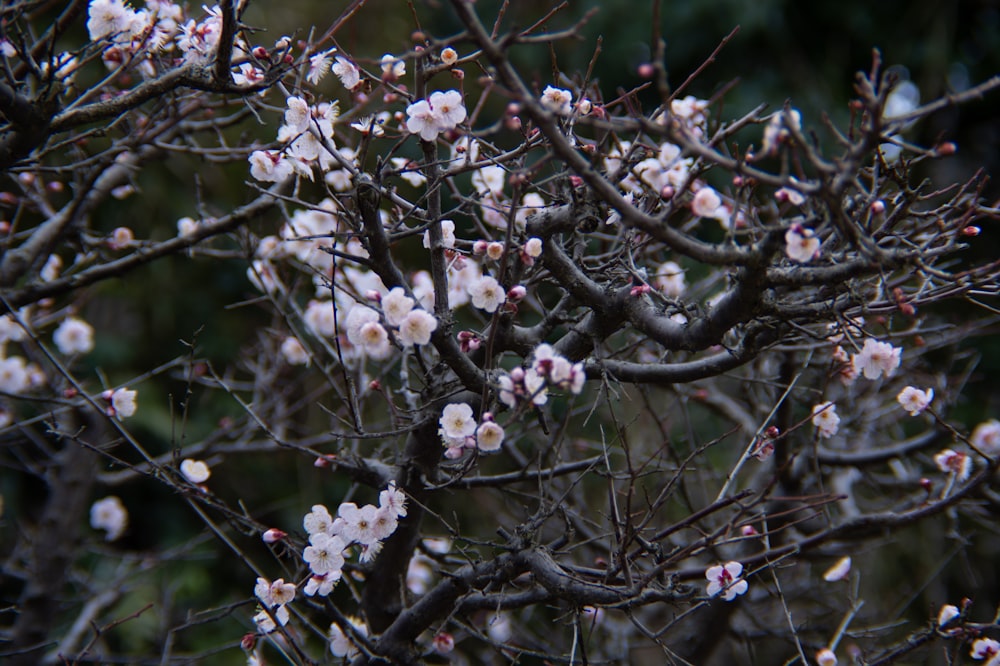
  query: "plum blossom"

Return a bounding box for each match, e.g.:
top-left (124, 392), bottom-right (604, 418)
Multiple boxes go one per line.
top-left (691, 186), bottom-right (723, 219)
top-left (406, 90), bottom-right (467, 141)
top-left (897, 386), bottom-right (933, 416)
top-left (304, 571), bottom-right (340, 597)
top-left (440, 403), bottom-right (476, 440)
top-left (280, 336), bottom-right (310, 366)
top-left (397, 309), bottom-right (437, 347)
top-left (705, 561), bottom-right (748, 601)
top-left (785, 224), bottom-right (819, 262)
top-left (468, 275), bottom-right (506, 313)
top-left (380, 53), bottom-right (406, 79)
top-left (329, 617), bottom-right (368, 658)
top-left (382, 288), bottom-right (415, 327)
top-left (852, 338), bottom-right (902, 380)
top-left (971, 638), bottom-right (1000, 663)
top-left (307, 49), bottom-right (335, 85)
top-left (422, 219), bottom-right (456, 249)
top-left (107, 387), bottom-right (137, 418)
top-left (812, 402), bottom-right (840, 438)
top-left (540, 85), bottom-right (573, 114)
top-left (303, 504), bottom-right (335, 536)
top-left (654, 260), bottom-right (686, 298)
top-left (475, 420), bottom-right (505, 452)
top-left (90, 496), bottom-right (128, 541)
top-left (180, 458), bottom-right (211, 484)
top-left (337, 502), bottom-right (382, 545)
top-left (53, 317), bottom-right (94, 355)
top-left (971, 419), bottom-right (1000, 456)
top-left (255, 577), bottom-right (296, 609)
top-left (303, 531), bottom-right (347, 575)
top-left (934, 449), bottom-right (971, 482)
top-left (249, 150), bottom-right (293, 183)
top-left (332, 55), bottom-right (360, 89)
top-left (0, 356), bottom-right (30, 395)
top-left (379, 483), bottom-right (407, 518)
top-left (524, 237), bottom-right (543, 258)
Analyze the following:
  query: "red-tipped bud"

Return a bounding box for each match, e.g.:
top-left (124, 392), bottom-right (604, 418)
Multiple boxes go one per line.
top-left (740, 525), bottom-right (758, 536)
top-left (252, 46), bottom-right (268, 59)
top-left (962, 225), bottom-right (981, 236)
top-left (935, 141), bottom-right (957, 156)
top-left (507, 285), bottom-right (527, 302)
top-left (870, 200), bottom-right (886, 214)
top-left (262, 528), bottom-right (287, 544)
top-left (241, 633), bottom-right (257, 651)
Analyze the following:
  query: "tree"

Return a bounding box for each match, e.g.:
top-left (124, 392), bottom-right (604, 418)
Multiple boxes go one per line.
top-left (2, 1), bottom-right (1000, 664)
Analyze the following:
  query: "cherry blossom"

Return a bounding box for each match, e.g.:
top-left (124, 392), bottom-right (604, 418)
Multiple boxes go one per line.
top-left (705, 561), bottom-right (748, 601)
top-left (897, 386), bottom-right (933, 416)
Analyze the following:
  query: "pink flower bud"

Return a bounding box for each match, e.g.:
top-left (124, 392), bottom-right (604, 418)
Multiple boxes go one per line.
top-left (366, 290), bottom-right (382, 302)
top-left (507, 285), bottom-right (526, 302)
top-left (505, 116), bottom-right (522, 131)
top-left (935, 141), bottom-right (957, 156)
top-left (473, 240), bottom-right (488, 255)
top-left (262, 528), bottom-right (287, 543)
top-left (740, 525), bottom-right (758, 536)
top-left (510, 367), bottom-right (525, 382)
top-left (660, 185), bottom-right (675, 200)
top-left (637, 63), bottom-right (654, 78)
top-left (433, 632), bottom-right (455, 654)
top-left (962, 225), bottom-right (981, 236)
top-left (252, 46), bottom-right (268, 59)
top-left (870, 200), bottom-right (886, 214)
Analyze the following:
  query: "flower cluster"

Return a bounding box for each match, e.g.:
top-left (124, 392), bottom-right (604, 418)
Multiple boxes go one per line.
top-left (252, 577), bottom-right (296, 632)
top-left (497, 344), bottom-right (586, 409)
top-left (406, 90), bottom-right (467, 141)
top-left (439, 403), bottom-right (505, 457)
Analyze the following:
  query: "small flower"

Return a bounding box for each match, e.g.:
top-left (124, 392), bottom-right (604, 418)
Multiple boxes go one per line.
top-left (329, 617), bottom-right (368, 658)
top-left (90, 496), bottom-right (128, 541)
top-left (785, 224), bottom-right (820, 262)
top-left (971, 419), bottom-right (1000, 456)
top-left (303, 504), bottom-right (334, 536)
top-left (938, 604), bottom-right (960, 627)
top-left (934, 449), bottom-right (972, 482)
top-left (971, 637), bottom-right (1000, 661)
top-left (811, 402), bottom-right (840, 438)
top-left (540, 85), bottom-right (573, 115)
top-left (524, 237), bottom-right (543, 258)
top-left (382, 287), bottom-right (416, 327)
top-left (475, 420), bottom-right (505, 452)
top-left (337, 502), bottom-right (381, 545)
top-left (53, 317), bottom-right (94, 355)
top-left (822, 556), bottom-right (851, 582)
top-left (307, 49), bottom-right (335, 85)
top-left (468, 275), bottom-right (506, 313)
top-left (852, 338), bottom-right (902, 380)
top-left (110, 387), bottom-right (137, 418)
top-left (440, 403), bottom-right (476, 440)
top-left (897, 386), bottom-right (933, 416)
top-left (397, 309), bottom-right (437, 347)
top-left (304, 571), bottom-right (340, 597)
top-left (422, 219), bottom-right (456, 249)
top-left (440, 47), bottom-right (458, 67)
top-left (303, 532), bottom-right (347, 575)
top-left (654, 260), bottom-right (686, 298)
top-left (705, 561), bottom-right (748, 601)
top-left (380, 53), bottom-right (406, 79)
top-left (180, 458), bottom-right (211, 484)
top-left (691, 186), bottom-right (723, 219)
top-left (433, 632), bottom-right (455, 654)
top-left (379, 483), bottom-right (407, 518)
top-left (280, 336), bottom-right (311, 366)
top-left (332, 55), bottom-right (360, 89)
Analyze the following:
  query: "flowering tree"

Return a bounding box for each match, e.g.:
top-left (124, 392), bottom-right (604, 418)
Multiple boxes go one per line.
top-left (2, 1), bottom-right (1000, 665)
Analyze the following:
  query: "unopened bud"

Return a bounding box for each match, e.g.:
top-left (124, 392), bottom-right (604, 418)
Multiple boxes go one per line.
top-left (486, 241), bottom-right (505, 260)
top-left (241, 633), bottom-right (257, 651)
top-left (919, 477), bottom-right (933, 492)
top-left (505, 115), bottom-right (522, 131)
top-left (369, 379), bottom-right (381, 391)
top-left (660, 185), bottom-right (675, 200)
top-left (765, 425), bottom-right (780, 438)
top-left (262, 528), bottom-right (287, 544)
top-left (637, 63), bottom-right (654, 79)
top-left (506, 102), bottom-right (521, 116)
top-left (252, 46), bottom-right (268, 59)
top-left (365, 290), bottom-right (381, 302)
top-left (506, 285), bottom-right (526, 302)
top-left (870, 200), bottom-right (886, 214)
top-left (962, 225), bottom-right (981, 236)
top-left (510, 367), bottom-right (525, 382)
top-left (569, 175), bottom-right (584, 188)
top-left (935, 141), bottom-right (957, 156)
top-left (472, 240), bottom-right (488, 255)
top-left (740, 525), bottom-right (758, 537)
